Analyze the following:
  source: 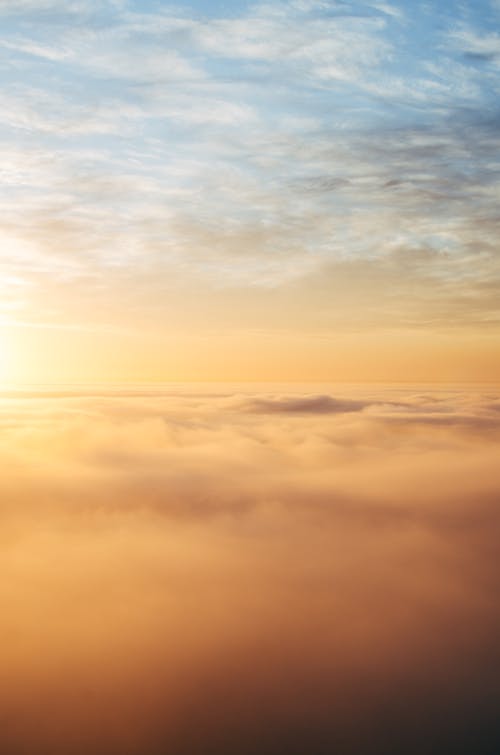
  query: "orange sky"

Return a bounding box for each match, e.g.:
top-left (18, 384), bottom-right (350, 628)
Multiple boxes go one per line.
top-left (4, 321), bottom-right (500, 383)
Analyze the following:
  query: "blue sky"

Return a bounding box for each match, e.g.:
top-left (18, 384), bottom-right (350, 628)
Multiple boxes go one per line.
top-left (0, 0), bottom-right (499, 379)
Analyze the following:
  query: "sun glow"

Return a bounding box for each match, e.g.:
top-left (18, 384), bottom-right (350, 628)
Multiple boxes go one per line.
top-left (0, 328), bottom-right (14, 384)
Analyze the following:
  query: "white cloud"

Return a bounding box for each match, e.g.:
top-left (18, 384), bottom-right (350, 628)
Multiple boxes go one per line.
top-left (0, 38), bottom-right (70, 61)
top-left (0, 0), bottom-right (497, 321)
top-left (447, 26), bottom-right (500, 61)
top-left (0, 0), bottom-right (119, 13)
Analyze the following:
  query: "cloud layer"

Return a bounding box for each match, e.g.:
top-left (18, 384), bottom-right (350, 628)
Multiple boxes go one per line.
top-left (1, 385), bottom-right (499, 753)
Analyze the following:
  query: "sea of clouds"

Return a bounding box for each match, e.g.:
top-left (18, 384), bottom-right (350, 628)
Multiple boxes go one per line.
top-left (1, 384), bottom-right (499, 754)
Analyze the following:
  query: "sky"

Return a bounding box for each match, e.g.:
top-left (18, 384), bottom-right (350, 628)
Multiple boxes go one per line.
top-left (1, 0), bottom-right (500, 381)
top-left (2, 7), bottom-right (500, 748)
top-left (1, 383), bottom-right (500, 753)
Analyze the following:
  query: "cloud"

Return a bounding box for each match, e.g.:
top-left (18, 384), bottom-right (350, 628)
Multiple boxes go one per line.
top-left (238, 394), bottom-right (368, 413)
top-left (0, 0), bottom-right (498, 384)
top-left (448, 26), bottom-right (500, 63)
top-left (0, 0), bottom-right (498, 326)
top-left (0, 386), bottom-right (499, 753)
top-left (0, 0), bottom-right (120, 15)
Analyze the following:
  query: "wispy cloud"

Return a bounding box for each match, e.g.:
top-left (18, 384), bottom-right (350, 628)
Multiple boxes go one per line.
top-left (448, 26), bottom-right (500, 63)
top-left (0, 0), bottom-right (499, 373)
